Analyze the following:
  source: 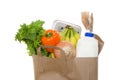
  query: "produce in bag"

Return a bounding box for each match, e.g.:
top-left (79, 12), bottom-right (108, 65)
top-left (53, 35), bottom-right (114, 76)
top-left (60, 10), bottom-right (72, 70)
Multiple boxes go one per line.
top-left (15, 20), bottom-right (45, 55)
top-left (41, 29), bottom-right (61, 53)
top-left (60, 25), bottom-right (80, 48)
top-left (54, 41), bottom-right (76, 58)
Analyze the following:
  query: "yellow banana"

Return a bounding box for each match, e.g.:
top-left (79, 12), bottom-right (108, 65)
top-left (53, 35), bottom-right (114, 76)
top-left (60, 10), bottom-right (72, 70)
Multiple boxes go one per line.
top-left (60, 28), bottom-right (68, 41)
top-left (69, 29), bottom-right (77, 48)
top-left (60, 26), bottom-right (80, 48)
top-left (49, 53), bottom-right (55, 58)
top-left (65, 30), bottom-right (70, 42)
top-left (73, 29), bottom-right (80, 41)
top-left (51, 53), bottom-right (55, 58)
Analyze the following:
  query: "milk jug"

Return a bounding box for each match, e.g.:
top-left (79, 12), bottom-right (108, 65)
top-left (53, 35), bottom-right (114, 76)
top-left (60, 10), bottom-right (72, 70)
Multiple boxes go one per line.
top-left (76, 32), bottom-right (98, 57)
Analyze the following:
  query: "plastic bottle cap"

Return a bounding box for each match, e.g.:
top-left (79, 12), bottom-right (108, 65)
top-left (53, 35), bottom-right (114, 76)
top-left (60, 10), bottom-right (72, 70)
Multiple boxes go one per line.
top-left (85, 32), bottom-right (94, 37)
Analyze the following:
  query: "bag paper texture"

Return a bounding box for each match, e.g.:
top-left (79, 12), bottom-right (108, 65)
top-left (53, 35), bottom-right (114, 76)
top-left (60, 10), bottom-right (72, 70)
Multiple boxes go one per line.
top-left (32, 39), bottom-right (103, 80)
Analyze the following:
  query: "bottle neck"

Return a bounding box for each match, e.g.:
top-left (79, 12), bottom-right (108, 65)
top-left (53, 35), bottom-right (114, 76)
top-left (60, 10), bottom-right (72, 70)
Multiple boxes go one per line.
top-left (85, 32), bottom-right (94, 38)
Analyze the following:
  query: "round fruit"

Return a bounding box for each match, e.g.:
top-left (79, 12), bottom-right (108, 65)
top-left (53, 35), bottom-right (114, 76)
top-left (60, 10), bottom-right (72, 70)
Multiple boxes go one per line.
top-left (54, 41), bottom-right (76, 58)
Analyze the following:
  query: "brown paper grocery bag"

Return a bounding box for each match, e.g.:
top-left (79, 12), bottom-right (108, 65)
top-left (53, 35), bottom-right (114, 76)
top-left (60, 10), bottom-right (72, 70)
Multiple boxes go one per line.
top-left (33, 56), bottom-right (98, 80)
top-left (32, 35), bottom-right (104, 80)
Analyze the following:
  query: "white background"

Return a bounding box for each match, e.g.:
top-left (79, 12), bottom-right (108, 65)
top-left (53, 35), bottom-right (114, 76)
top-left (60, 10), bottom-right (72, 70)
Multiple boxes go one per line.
top-left (0, 0), bottom-right (119, 80)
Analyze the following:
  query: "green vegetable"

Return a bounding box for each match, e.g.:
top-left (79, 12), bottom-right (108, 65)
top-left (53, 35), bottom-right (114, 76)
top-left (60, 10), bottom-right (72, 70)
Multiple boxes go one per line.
top-left (15, 20), bottom-right (46, 55)
top-left (41, 48), bottom-right (49, 56)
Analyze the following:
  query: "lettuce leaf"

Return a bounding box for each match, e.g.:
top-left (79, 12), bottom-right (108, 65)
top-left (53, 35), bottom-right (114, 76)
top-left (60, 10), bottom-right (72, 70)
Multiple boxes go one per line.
top-left (15, 20), bottom-right (45, 55)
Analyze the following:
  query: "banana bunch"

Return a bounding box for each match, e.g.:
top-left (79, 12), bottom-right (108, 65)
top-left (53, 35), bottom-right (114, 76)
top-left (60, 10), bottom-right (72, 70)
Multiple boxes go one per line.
top-left (60, 26), bottom-right (80, 48)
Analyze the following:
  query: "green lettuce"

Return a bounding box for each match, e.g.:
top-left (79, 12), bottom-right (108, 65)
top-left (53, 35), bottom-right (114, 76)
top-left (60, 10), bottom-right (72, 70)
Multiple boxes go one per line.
top-left (15, 20), bottom-right (45, 55)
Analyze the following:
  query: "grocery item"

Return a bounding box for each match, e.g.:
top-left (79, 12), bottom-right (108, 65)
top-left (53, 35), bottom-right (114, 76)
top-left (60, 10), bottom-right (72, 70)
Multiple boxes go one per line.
top-left (15, 20), bottom-right (45, 55)
top-left (76, 32), bottom-right (98, 57)
top-left (81, 12), bottom-right (93, 32)
top-left (52, 20), bottom-right (81, 34)
top-left (48, 53), bottom-right (55, 58)
top-left (41, 30), bottom-right (61, 52)
top-left (54, 41), bottom-right (76, 58)
top-left (60, 25), bottom-right (80, 48)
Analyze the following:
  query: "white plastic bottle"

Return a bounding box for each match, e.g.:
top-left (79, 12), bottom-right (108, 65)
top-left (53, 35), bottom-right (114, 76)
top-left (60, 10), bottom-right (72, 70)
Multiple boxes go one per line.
top-left (76, 32), bottom-right (98, 57)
